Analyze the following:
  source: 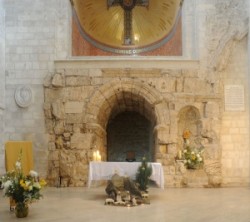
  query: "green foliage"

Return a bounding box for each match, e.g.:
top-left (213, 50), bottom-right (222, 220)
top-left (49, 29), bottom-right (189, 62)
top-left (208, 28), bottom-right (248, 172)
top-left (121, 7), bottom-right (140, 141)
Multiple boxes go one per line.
top-left (136, 156), bottom-right (152, 191)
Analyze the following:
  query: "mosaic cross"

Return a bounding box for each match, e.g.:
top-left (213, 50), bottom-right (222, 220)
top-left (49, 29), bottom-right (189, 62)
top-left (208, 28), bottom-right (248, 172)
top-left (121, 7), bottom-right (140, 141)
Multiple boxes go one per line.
top-left (107, 0), bottom-right (149, 45)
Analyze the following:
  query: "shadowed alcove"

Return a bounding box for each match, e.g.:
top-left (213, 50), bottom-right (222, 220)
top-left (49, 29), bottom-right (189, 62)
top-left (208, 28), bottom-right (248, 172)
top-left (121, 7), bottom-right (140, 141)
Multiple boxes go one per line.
top-left (107, 111), bottom-right (154, 162)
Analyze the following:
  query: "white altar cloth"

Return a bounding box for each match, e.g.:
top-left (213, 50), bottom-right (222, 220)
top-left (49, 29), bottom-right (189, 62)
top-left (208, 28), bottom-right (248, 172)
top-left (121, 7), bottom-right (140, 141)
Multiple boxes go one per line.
top-left (88, 161), bottom-right (164, 189)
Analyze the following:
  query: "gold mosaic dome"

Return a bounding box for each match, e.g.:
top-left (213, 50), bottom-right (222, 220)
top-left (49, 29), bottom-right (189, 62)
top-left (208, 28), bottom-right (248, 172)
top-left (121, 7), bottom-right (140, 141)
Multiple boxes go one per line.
top-left (71, 0), bottom-right (183, 54)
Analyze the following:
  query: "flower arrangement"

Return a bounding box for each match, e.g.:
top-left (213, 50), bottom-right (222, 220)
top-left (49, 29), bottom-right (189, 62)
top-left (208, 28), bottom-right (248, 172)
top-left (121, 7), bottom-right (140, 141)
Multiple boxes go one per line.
top-left (182, 146), bottom-right (203, 169)
top-left (178, 128), bottom-right (204, 169)
top-left (0, 156), bottom-right (46, 210)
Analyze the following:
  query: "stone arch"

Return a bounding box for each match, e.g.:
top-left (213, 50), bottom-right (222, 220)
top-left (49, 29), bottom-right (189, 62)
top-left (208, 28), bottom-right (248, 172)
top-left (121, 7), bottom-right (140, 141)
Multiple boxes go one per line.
top-left (85, 79), bottom-right (170, 161)
top-left (86, 79), bottom-right (168, 128)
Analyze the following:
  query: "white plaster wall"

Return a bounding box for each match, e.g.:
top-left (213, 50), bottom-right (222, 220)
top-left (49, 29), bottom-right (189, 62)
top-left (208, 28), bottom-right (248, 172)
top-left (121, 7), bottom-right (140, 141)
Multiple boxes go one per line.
top-left (182, 0), bottom-right (198, 59)
top-left (0, 2), bottom-right (5, 173)
top-left (0, 0), bottom-right (70, 175)
top-left (248, 0), bottom-right (250, 187)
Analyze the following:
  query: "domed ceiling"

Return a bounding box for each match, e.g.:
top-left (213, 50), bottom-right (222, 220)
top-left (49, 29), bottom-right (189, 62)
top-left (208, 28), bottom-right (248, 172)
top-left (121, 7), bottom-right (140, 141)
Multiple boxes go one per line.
top-left (71, 0), bottom-right (183, 55)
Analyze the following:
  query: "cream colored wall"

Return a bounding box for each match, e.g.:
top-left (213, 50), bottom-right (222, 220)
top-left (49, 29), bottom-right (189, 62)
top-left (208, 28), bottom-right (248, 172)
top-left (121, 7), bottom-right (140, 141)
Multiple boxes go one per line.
top-left (0, 0), bottom-right (249, 187)
top-left (0, 0), bottom-right (70, 176)
top-left (220, 38), bottom-right (250, 186)
top-left (0, 4), bottom-right (5, 172)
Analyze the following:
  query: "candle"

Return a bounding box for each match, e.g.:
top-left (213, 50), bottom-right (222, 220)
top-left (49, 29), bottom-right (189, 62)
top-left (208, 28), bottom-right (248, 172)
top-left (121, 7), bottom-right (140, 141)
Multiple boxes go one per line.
top-left (93, 150), bottom-right (101, 161)
top-left (178, 150), bottom-right (182, 159)
top-left (97, 155), bottom-right (101, 161)
top-left (97, 152), bottom-right (101, 161)
top-left (93, 151), bottom-right (97, 161)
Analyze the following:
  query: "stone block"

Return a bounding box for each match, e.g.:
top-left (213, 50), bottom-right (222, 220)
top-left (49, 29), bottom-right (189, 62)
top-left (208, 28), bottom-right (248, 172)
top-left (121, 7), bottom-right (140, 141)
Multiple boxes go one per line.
top-left (52, 73), bottom-right (65, 87)
top-left (55, 136), bottom-right (64, 149)
top-left (167, 144), bottom-right (177, 154)
top-left (48, 150), bottom-right (59, 161)
top-left (48, 142), bottom-right (56, 151)
top-left (157, 77), bottom-right (176, 93)
top-left (45, 119), bottom-right (54, 133)
top-left (66, 76), bottom-right (91, 86)
top-left (63, 133), bottom-right (71, 138)
top-left (45, 88), bottom-right (65, 103)
top-left (71, 133), bottom-right (93, 150)
top-left (65, 101), bottom-right (84, 114)
top-left (43, 102), bottom-right (52, 119)
top-left (64, 68), bottom-right (89, 76)
top-left (43, 74), bottom-right (52, 87)
top-left (52, 100), bottom-right (65, 120)
top-left (205, 102), bottom-right (220, 118)
top-left (54, 120), bottom-right (65, 135)
top-left (65, 114), bottom-right (84, 124)
top-left (64, 87), bottom-right (82, 101)
top-left (72, 162), bottom-right (87, 180)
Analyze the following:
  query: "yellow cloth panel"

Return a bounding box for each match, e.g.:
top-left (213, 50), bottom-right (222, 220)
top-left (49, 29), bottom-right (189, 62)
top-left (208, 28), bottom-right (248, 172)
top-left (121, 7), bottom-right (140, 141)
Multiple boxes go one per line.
top-left (5, 141), bottom-right (34, 175)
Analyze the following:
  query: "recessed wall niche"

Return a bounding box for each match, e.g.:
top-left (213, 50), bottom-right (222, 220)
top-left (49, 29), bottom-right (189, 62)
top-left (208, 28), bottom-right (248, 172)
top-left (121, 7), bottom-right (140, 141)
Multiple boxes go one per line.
top-left (107, 111), bottom-right (154, 162)
top-left (178, 106), bottom-right (202, 149)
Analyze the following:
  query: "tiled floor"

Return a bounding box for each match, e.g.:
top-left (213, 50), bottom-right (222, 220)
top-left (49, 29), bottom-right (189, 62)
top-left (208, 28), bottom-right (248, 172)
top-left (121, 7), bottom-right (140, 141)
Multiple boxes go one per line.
top-left (1, 186), bottom-right (250, 222)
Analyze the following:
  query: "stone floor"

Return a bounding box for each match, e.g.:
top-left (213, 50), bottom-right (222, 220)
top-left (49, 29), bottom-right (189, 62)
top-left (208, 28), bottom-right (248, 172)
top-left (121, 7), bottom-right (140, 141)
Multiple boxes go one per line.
top-left (1, 186), bottom-right (250, 222)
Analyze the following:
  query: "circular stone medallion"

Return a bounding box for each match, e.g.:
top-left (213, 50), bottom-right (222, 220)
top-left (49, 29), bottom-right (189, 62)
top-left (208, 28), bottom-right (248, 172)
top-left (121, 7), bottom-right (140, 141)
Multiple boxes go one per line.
top-left (15, 85), bottom-right (33, 108)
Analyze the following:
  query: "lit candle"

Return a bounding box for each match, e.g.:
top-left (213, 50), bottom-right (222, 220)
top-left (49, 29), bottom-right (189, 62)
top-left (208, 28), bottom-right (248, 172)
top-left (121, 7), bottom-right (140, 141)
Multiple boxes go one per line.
top-left (93, 151), bottom-right (97, 161)
top-left (97, 152), bottom-right (101, 162)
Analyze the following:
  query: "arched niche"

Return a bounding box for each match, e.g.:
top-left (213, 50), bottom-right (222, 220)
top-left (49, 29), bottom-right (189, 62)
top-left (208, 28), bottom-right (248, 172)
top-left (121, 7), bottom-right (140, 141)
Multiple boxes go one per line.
top-left (177, 105), bottom-right (202, 149)
top-left (85, 79), bottom-right (168, 162)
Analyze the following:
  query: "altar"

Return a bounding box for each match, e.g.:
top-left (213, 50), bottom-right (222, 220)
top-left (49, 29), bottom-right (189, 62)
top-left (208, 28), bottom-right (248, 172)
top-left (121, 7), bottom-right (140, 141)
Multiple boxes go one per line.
top-left (88, 162), bottom-right (164, 189)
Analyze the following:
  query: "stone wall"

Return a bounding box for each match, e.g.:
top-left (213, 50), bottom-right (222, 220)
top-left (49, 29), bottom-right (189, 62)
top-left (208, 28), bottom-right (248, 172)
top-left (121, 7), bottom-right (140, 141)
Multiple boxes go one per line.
top-left (200, 0), bottom-right (250, 186)
top-left (44, 62), bottom-right (222, 187)
top-left (0, 1), bottom-right (249, 188)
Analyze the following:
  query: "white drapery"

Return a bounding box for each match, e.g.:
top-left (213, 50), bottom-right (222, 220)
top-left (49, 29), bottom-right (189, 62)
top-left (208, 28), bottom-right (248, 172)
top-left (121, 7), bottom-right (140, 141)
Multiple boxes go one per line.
top-left (88, 161), bottom-right (164, 189)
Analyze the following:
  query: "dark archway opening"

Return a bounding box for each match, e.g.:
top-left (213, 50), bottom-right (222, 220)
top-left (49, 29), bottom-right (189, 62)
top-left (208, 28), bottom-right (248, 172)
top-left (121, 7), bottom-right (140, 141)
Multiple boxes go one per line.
top-left (107, 111), bottom-right (154, 162)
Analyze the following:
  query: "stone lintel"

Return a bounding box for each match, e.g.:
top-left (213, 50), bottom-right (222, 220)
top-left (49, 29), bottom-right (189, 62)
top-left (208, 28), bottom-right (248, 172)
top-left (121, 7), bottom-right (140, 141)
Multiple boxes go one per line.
top-left (54, 58), bottom-right (200, 70)
top-left (101, 68), bottom-right (162, 78)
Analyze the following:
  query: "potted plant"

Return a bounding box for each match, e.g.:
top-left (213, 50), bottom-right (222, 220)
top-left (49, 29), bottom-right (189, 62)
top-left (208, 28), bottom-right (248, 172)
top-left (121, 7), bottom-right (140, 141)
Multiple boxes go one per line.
top-left (136, 156), bottom-right (152, 191)
top-left (0, 157), bottom-right (46, 218)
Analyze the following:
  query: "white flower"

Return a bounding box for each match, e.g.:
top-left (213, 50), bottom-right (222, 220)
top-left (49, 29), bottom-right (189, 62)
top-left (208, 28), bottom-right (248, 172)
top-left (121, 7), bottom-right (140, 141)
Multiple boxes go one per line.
top-left (3, 180), bottom-right (12, 193)
top-left (191, 151), bottom-right (195, 155)
top-left (29, 170), bottom-right (38, 178)
top-left (197, 154), bottom-right (200, 158)
top-left (198, 157), bottom-right (203, 162)
top-left (183, 149), bottom-right (187, 153)
top-left (15, 161), bottom-right (21, 170)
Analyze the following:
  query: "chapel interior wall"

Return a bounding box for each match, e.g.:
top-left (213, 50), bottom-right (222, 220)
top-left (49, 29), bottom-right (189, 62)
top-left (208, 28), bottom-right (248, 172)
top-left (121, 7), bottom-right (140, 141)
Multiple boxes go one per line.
top-left (0, 0), bottom-right (249, 188)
